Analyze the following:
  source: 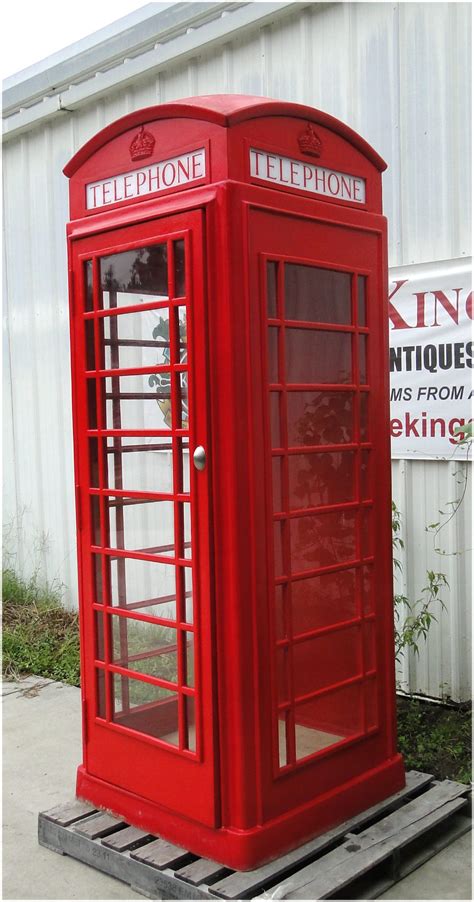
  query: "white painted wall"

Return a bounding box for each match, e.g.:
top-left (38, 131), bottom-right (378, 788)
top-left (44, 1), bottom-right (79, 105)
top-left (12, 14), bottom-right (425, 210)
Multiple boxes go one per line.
top-left (2, 2), bottom-right (472, 699)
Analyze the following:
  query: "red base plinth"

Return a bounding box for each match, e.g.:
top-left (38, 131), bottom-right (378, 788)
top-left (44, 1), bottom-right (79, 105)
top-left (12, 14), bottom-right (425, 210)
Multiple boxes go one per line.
top-left (77, 755), bottom-right (405, 871)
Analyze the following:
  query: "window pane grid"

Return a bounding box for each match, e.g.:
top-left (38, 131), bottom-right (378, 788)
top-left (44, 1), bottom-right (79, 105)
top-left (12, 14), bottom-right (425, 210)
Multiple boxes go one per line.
top-left (85, 236), bottom-right (197, 754)
top-left (266, 260), bottom-right (378, 773)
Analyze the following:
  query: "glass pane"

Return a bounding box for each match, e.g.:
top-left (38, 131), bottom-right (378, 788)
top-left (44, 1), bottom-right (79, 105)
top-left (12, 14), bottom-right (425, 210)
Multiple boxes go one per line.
top-left (87, 380), bottom-right (97, 429)
top-left (274, 522), bottom-right (285, 577)
top-left (89, 438), bottom-right (100, 487)
top-left (94, 611), bottom-right (104, 661)
top-left (108, 497), bottom-right (175, 558)
top-left (186, 695), bottom-right (196, 751)
top-left (270, 392), bottom-right (281, 447)
top-left (287, 391), bottom-right (353, 446)
top-left (112, 676), bottom-right (179, 744)
top-left (181, 502), bottom-right (192, 559)
top-left (267, 261), bottom-right (278, 318)
top-left (90, 495), bottom-right (101, 545)
top-left (96, 669), bottom-right (106, 717)
top-left (174, 239), bottom-right (186, 297)
top-left (288, 451), bottom-right (355, 509)
top-left (284, 264), bottom-right (351, 324)
top-left (277, 646), bottom-right (290, 704)
top-left (183, 567), bottom-right (194, 624)
top-left (361, 507), bottom-right (373, 558)
top-left (178, 372), bottom-right (189, 429)
top-left (358, 276), bottom-right (366, 326)
top-left (268, 327), bottom-right (279, 383)
top-left (106, 435), bottom-right (173, 494)
top-left (104, 373), bottom-right (172, 431)
top-left (293, 626), bottom-right (362, 698)
top-left (109, 557), bottom-right (177, 621)
top-left (185, 633), bottom-right (195, 687)
top-left (360, 392), bottom-right (369, 441)
top-left (102, 308), bottom-right (170, 371)
top-left (290, 510), bottom-right (357, 573)
top-left (275, 584), bottom-right (286, 639)
top-left (85, 320), bottom-right (96, 370)
top-left (361, 449), bottom-right (371, 500)
top-left (278, 714), bottom-right (288, 767)
top-left (272, 457), bottom-right (283, 513)
top-left (111, 617), bottom-right (178, 683)
top-left (85, 260), bottom-right (94, 312)
top-left (292, 568), bottom-right (357, 635)
top-left (363, 620), bottom-right (376, 671)
top-left (294, 682), bottom-right (363, 760)
top-left (286, 329), bottom-right (352, 384)
top-left (359, 335), bottom-right (368, 385)
top-left (92, 554), bottom-right (103, 603)
top-left (100, 245), bottom-right (168, 306)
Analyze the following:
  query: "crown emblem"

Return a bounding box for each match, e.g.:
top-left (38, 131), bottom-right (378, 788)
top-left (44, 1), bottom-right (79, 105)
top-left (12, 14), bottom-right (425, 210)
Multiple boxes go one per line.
top-left (129, 125), bottom-right (156, 162)
top-left (298, 122), bottom-right (322, 158)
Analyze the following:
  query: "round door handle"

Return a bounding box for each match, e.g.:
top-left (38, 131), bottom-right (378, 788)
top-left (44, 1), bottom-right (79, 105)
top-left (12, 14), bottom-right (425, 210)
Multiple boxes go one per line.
top-left (193, 446), bottom-right (206, 471)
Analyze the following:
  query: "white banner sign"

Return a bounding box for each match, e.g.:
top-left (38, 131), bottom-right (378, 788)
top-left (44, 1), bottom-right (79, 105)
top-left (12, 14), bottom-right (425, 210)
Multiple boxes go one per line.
top-left (389, 258), bottom-right (472, 459)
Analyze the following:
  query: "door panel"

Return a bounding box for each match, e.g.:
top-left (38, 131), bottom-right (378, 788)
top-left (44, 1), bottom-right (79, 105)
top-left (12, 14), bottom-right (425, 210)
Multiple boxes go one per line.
top-left (72, 211), bottom-right (217, 826)
top-left (249, 209), bottom-right (391, 819)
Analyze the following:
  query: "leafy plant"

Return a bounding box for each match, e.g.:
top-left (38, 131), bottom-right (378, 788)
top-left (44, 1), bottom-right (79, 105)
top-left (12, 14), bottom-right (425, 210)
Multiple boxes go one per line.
top-left (392, 502), bottom-right (448, 662)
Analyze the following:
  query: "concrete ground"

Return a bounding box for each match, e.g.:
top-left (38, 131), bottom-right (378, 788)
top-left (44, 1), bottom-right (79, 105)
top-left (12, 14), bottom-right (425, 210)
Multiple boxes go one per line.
top-left (2, 676), bottom-right (472, 901)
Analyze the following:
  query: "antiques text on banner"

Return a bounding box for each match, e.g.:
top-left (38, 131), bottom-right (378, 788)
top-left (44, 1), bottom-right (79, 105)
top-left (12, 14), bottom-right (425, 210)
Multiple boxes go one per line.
top-left (388, 258), bottom-right (472, 460)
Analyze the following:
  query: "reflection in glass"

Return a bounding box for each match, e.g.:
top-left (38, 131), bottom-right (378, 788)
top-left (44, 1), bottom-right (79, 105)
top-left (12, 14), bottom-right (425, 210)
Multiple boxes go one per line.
top-left (291, 568), bottom-right (357, 635)
top-left (287, 391), bottom-right (353, 447)
top-left (286, 329), bottom-right (352, 384)
top-left (270, 392), bottom-right (281, 447)
top-left (288, 451), bottom-right (355, 509)
top-left (106, 436), bottom-right (173, 495)
top-left (293, 625), bottom-right (361, 697)
top-left (100, 245), bottom-right (168, 302)
top-left (174, 240), bottom-right (186, 297)
top-left (358, 276), bottom-right (367, 326)
top-left (109, 557), bottom-right (177, 621)
top-left (268, 327), bottom-right (279, 383)
top-left (267, 261), bottom-right (278, 318)
top-left (108, 497), bottom-right (175, 558)
top-left (290, 510), bottom-right (357, 573)
top-left (272, 457), bottom-right (283, 512)
top-left (103, 308), bottom-right (170, 371)
top-left (112, 616), bottom-right (178, 683)
top-left (112, 675), bottom-right (179, 744)
top-left (285, 264), bottom-right (351, 324)
top-left (85, 260), bottom-right (94, 312)
top-left (294, 681), bottom-right (362, 761)
top-left (359, 335), bottom-right (368, 384)
top-left (105, 373), bottom-right (172, 431)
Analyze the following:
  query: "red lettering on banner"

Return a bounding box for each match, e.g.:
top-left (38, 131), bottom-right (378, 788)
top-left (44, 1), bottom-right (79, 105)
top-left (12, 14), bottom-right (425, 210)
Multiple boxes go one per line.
top-left (390, 419), bottom-right (403, 437)
top-left (278, 158), bottom-right (290, 183)
top-left (90, 185), bottom-right (101, 207)
top-left (467, 292), bottom-right (473, 320)
top-left (432, 289), bottom-right (461, 326)
top-left (314, 169), bottom-right (326, 191)
top-left (102, 182), bottom-right (112, 204)
top-left (191, 153), bottom-right (203, 179)
top-left (388, 279), bottom-right (410, 329)
top-left (251, 150), bottom-right (265, 176)
top-left (148, 167), bottom-right (160, 191)
top-left (353, 180), bottom-right (362, 200)
top-left (123, 175), bottom-right (133, 198)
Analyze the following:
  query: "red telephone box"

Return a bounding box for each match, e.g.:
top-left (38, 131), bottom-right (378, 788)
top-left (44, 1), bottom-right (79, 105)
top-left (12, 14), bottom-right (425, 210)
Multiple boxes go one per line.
top-left (64, 94), bottom-right (404, 870)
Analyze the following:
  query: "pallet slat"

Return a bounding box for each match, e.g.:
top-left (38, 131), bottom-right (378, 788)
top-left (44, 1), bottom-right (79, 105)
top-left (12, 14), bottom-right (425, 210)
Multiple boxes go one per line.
top-left (42, 800), bottom-right (97, 826)
top-left (73, 812), bottom-right (126, 839)
top-left (176, 857), bottom-right (229, 886)
top-left (101, 825), bottom-right (154, 852)
top-left (131, 837), bottom-right (192, 870)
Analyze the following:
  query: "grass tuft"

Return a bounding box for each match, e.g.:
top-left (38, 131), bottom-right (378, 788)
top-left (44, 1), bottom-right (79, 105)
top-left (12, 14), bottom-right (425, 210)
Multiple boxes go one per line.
top-left (397, 695), bottom-right (472, 784)
top-left (2, 568), bottom-right (80, 686)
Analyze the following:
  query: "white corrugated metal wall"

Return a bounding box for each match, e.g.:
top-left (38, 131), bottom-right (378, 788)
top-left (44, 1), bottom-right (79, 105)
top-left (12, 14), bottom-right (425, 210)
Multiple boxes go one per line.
top-left (2, 1), bottom-right (472, 700)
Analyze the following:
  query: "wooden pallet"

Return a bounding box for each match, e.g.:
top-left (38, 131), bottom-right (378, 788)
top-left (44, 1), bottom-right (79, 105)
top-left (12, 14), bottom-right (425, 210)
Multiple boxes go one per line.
top-left (38, 771), bottom-right (471, 900)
